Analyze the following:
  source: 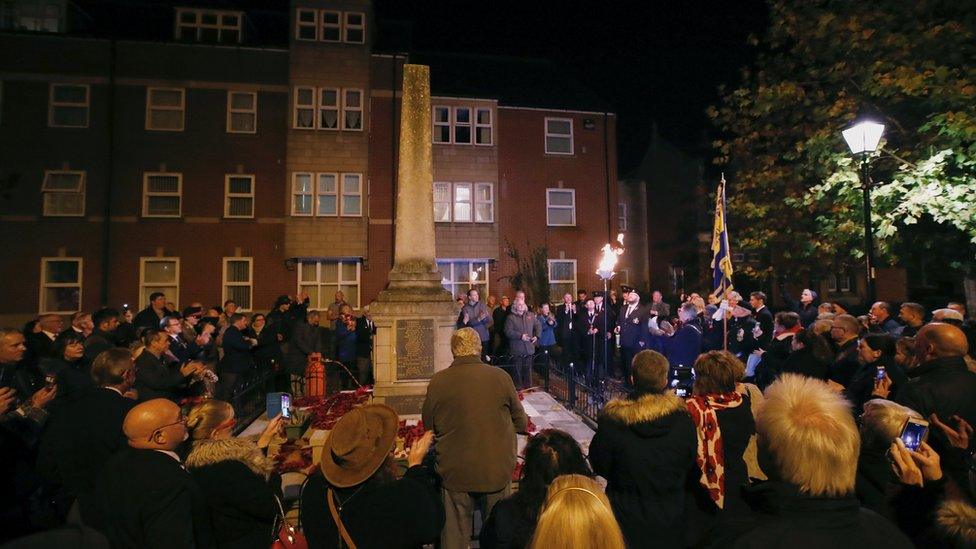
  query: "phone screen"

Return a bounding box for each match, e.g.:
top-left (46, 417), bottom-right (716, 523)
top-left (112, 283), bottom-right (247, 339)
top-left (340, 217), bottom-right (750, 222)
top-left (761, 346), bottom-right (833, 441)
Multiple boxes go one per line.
top-left (900, 419), bottom-right (928, 452)
top-left (280, 394), bottom-right (291, 419)
top-left (876, 366), bottom-right (886, 381)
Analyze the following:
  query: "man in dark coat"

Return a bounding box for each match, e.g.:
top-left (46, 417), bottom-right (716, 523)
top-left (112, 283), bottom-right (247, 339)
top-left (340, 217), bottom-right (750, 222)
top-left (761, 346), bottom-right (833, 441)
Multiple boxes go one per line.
top-left (491, 296), bottom-right (511, 357)
top-left (134, 329), bottom-right (202, 402)
top-left (555, 293), bottom-right (580, 373)
top-left (355, 307), bottom-right (376, 386)
top-left (162, 315), bottom-right (199, 365)
top-left (132, 292), bottom-right (173, 336)
top-left (91, 398), bottom-right (213, 548)
top-left (749, 292), bottom-right (774, 351)
top-left (504, 301), bottom-right (540, 390)
top-left (726, 374), bottom-right (912, 548)
top-left (589, 350), bottom-right (697, 549)
top-left (456, 289), bottom-right (491, 349)
top-left (577, 299), bottom-right (608, 384)
top-left (216, 314), bottom-right (253, 400)
top-left (616, 286), bottom-right (650, 382)
top-left (664, 303), bottom-right (702, 368)
top-left (780, 286), bottom-right (819, 328)
top-left (828, 315), bottom-right (862, 387)
top-left (83, 308), bottom-right (119, 364)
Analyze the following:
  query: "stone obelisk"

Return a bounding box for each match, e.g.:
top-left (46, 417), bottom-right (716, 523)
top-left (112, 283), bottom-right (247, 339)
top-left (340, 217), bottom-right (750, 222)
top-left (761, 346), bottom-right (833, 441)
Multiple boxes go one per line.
top-left (370, 64), bottom-right (456, 413)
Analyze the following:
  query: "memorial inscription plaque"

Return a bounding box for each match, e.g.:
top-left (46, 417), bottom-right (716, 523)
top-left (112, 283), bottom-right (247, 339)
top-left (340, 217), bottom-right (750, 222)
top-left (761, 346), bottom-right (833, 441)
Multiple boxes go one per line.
top-left (396, 318), bottom-right (435, 380)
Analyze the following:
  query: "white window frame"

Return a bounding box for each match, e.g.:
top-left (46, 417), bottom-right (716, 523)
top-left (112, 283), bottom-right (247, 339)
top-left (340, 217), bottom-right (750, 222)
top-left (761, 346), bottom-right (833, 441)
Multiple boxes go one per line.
top-left (318, 87), bottom-right (340, 130)
top-left (222, 257), bottom-right (253, 312)
top-left (316, 172), bottom-right (338, 217)
top-left (226, 90), bottom-right (257, 134)
top-left (547, 259), bottom-right (578, 300)
top-left (175, 8), bottom-right (242, 43)
top-left (145, 87), bottom-right (185, 131)
top-left (39, 257), bottom-right (82, 314)
top-left (474, 182), bottom-right (494, 223)
top-left (452, 182), bottom-right (473, 222)
top-left (42, 170), bottom-right (86, 217)
top-left (292, 172), bottom-right (314, 216)
top-left (453, 106), bottom-right (472, 144)
top-left (436, 259), bottom-right (491, 298)
top-left (142, 172), bottom-right (183, 218)
top-left (341, 173), bottom-right (363, 217)
top-left (432, 105), bottom-right (451, 144)
top-left (295, 8), bottom-right (318, 41)
top-left (139, 257), bottom-right (180, 310)
top-left (48, 83), bottom-right (89, 128)
top-left (224, 174), bottom-right (255, 218)
top-left (434, 182), bottom-right (494, 223)
top-left (475, 107), bottom-right (493, 146)
top-left (618, 203), bottom-right (628, 231)
top-left (293, 86), bottom-right (316, 129)
top-left (546, 188), bottom-right (576, 227)
top-left (320, 9), bottom-right (341, 42)
top-left (342, 89), bottom-right (363, 131)
top-left (343, 11), bottom-right (365, 44)
top-left (297, 259), bottom-right (362, 310)
top-left (433, 182), bottom-right (451, 222)
top-left (545, 117), bottom-right (574, 155)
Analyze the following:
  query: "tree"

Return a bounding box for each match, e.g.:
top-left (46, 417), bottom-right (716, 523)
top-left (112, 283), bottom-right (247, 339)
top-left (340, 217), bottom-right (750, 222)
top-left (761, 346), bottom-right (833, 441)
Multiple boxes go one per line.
top-left (500, 240), bottom-right (550, 306)
top-left (709, 0), bottom-right (976, 308)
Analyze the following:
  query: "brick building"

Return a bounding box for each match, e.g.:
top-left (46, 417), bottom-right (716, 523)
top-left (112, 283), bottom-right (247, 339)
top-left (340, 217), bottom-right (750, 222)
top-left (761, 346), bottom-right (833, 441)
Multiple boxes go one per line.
top-left (0, 0), bottom-right (619, 325)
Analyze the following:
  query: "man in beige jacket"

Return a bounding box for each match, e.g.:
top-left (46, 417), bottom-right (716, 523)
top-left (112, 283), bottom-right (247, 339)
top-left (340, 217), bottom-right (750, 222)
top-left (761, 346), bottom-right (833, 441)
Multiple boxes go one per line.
top-left (422, 327), bottom-right (528, 548)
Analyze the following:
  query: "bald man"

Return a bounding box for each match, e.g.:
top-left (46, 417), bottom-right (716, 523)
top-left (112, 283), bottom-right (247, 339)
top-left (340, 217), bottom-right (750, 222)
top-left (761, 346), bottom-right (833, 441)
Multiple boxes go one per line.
top-left (91, 399), bottom-right (212, 548)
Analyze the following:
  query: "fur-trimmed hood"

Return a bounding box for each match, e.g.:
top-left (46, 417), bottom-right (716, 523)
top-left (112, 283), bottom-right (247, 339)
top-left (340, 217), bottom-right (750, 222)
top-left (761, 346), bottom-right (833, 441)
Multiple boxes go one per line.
top-left (185, 437), bottom-right (273, 479)
top-left (937, 499), bottom-right (976, 547)
top-left (600, 392), bottom-right (689, 437)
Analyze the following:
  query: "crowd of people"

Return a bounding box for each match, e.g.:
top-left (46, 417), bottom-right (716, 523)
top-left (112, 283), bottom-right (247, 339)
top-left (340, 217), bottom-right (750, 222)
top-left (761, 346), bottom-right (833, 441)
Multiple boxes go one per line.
top-left (3, 282), bottom-right (976, 548)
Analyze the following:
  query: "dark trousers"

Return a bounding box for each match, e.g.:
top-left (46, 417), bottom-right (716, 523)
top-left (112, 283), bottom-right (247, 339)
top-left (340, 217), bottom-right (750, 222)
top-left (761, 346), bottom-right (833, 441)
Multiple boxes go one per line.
top-left (513, 354), bottom-right (533, 389)
top-left (620, 346), bottom-right (643, 383)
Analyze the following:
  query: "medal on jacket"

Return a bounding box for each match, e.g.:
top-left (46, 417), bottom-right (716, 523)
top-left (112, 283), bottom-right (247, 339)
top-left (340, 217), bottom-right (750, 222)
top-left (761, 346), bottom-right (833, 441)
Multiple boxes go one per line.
top-left (632, 317), bottom-right (639, 324)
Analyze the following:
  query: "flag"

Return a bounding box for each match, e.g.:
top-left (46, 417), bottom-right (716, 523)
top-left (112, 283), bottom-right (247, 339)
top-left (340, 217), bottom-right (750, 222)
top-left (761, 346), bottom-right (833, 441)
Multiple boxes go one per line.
top-left (711, 176), bottom-right (734, 300)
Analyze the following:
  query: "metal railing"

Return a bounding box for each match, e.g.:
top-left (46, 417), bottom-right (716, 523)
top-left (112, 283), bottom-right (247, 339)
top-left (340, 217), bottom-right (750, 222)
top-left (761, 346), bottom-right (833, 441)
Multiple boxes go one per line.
top-left (229, 367), bottom-right (278, 436)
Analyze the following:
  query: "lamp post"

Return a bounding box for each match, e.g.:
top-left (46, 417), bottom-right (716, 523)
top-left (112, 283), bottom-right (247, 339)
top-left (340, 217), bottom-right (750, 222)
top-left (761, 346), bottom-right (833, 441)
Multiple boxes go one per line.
top-left (842, 120), bottom-right (885, 304)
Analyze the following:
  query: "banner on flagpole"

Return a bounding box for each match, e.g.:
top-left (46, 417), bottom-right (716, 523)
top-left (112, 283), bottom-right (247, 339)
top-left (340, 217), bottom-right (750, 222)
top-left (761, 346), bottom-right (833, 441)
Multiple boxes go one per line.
top-left (711, 176), bottom-right (734, 300)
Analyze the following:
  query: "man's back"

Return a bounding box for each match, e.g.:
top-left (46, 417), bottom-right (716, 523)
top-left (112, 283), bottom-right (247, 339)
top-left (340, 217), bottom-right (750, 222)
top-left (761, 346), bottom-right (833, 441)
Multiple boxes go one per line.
top-left (134, 352), bottom-right (182, 402)
top-left (422, 355), bottom-right (527, 493)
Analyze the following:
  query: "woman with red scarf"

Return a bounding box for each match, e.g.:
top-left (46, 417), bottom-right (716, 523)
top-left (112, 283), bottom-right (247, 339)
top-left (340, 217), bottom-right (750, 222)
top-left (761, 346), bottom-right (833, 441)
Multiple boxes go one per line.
top-left (685, 351), bottom-right (756, 546)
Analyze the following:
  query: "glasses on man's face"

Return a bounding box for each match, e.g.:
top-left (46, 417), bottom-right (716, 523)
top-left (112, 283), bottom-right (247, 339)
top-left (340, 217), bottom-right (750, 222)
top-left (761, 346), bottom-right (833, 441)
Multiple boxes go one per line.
top-left (148, 413), bottom-right (187, 442)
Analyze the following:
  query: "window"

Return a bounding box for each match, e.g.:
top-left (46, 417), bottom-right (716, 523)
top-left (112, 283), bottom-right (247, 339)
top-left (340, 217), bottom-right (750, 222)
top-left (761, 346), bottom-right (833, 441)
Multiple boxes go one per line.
top-left (140, 258), bottom-right (179, 309)
top-left (828, 273), bottom-right (853, 293)
top-left (146, 87), bottom-right (184, 131)
top-left (437, 260), bottom-right (490, 299)
top-left (475, 108), bottom-right (493, 145)
top-left (224, 175), bottom-right (254, 218)
top-left (546, 189), bottom-right (576, 226)
top-left (226, 91), bottom-right (256, 133)
top-left (295, 8), bottom-right (317, 40)
top-left (298, 260), bottom-right (361, 309)
top-left (292, 172), bottom-right (362, 217)
top-left (318, 87), bottom-right (339, 129)
top-left (39, 258), bottom-right (81, 314)
top-left (342, 89), bottom-right (362, 131)
top-left (433, 106), bottom-right (451, 143)
top-left (48, 84), bottom-right (88, 128)
top-left (453, 107), bottom-right (472, 144)
top-left (222, 258), bottom-right (253, 311)
top-left (434, 182), bottom-right (494, 223)
top-left (3, 1), bottom-right (63, 32)
top-left (321, 10), bottom-right (341, 42)
top-left (618, 269), bottom-right (630, 284)
top-left (548, 260), bottom-right (577, 301)
top-left (175, 9), bottom-right (242, 43)
top-left (545, 117), bottom-right (573, 154)
top-left (42, 170), bottom-right (85, 216)
top-left (731, 252), bottom-right (745, 263)
top-left (344, 12), bottom-right (365, 43)
top-left (294, 86), bottom-right (315, 129)
top-left (618, 203), bottom-right (627, 231)
top-left (341, 174), bottom-right (362, 216)
top-left (143, 173), bottom-right (182, 217)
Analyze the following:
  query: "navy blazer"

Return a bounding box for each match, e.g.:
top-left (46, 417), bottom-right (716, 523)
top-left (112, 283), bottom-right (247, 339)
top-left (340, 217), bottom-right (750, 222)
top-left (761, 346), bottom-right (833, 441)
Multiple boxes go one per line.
top-left (219, 326), bottom-right (253, 374)
top-left (664, 324), bottom-right (703, 368)
top-left (617, 303), bottom-right (650, 350)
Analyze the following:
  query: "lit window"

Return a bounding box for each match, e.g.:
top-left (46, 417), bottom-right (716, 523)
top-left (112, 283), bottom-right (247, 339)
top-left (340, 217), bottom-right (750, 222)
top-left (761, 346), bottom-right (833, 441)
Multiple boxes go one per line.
top-left (222, 258), bottom-right (252, 311)
top-left (433, 106), bottom-right (451, 143)
top-left (298, 260), bottom-right (361, 309)
top-left (433, 182), bottom-right (451, 222)
top-left (319, 87), bottom-right (339, 130)
top-left (321, 10), bottom-right (341, 42)
top-left (344, 12), bottom-right (365, 43)
top-left (342, 89), bottom-right (363, 131)
top-left (434, 182), bottom-right (495, 223)
top-left (227, 91), bottom-right (256, 133)
top-left (453, 182), bottom-right (472, 222)
top-left (6, 2), bottom-right (63, 32)
top-left (292, 172), bottom-right (362, 217)
top-left (296, 9), bottom-right (318, 41)
top-left (618, 203), bottom-right (627, 231)
top-left (474, 182), bottom-right (493, 223)
top-left (294, 86), bottom-right (315, 129)
top-left (146, 88), bottom-right (185, 131)
top-left (546, 189), bottom-right (576, 226)
top-left (39, 258), bottom-right (81, 314)
top-left (453, 107), bottom-right (472, 144)
top-left (317, 173), bottom-right (337, 216)
top-left (48, 84), bottom-right (89, 128)
top-left (140, 258), bottom-right (179, 309)
top-left (545, 117), bottom-right (573, 154)
top-left (341, 173), bottom-right (362, 216)
top-left (548, 260), bottom-right (577, 301)
top-left (292, 172), bottom-right (313, 216)
top-left (42, 170), bottom-right (85, 216)
top-left (143, 173), bottom-right (182, 217)
top-left (175, 8), bottom-right (242, 43)
top-left (437, 259), bottom-right (490, 298)
top-left (224, 175), bottom-right (254, 218)
top-left (475, 108), bottom-right (492, 145)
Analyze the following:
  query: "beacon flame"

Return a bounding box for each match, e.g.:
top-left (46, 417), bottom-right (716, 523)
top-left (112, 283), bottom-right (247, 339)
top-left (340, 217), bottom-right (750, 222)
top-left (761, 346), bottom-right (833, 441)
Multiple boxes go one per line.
top-left (596, 233), bottom-right (626, 280)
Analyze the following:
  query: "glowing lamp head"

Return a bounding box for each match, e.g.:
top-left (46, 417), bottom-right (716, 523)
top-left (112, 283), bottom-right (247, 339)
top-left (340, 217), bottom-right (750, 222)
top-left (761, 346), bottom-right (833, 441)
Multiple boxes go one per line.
top-left (843, 121), bottom-right (885, 154)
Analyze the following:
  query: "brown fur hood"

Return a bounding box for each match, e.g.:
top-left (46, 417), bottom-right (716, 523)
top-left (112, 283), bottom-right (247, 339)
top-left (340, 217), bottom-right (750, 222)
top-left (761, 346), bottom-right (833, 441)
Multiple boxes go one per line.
top-left (600, 392), bottom-right (689, 426)
top-left (937, 499), bottom-right (976, 547)
top-left (185, 437), bottom-right (273, 479)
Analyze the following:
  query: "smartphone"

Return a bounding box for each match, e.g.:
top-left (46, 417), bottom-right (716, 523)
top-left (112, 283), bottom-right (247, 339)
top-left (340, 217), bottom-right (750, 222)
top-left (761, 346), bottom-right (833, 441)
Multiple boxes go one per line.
top-left (899, 417), bottom-right (929, 452)
top-left (669, 365), bottom-right (694, 396)
top-left (266, 392), bottom-right (291, 419)
top-left (675, 388), bottom-right (688, 398)
top-left (876, 365), bottom-right (886, 382)
top-left (44, 374), bottom-right (57, 388)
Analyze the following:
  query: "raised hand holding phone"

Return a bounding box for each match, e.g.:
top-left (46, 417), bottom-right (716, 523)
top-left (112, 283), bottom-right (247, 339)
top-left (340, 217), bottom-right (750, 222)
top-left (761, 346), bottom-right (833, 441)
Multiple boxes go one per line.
top-left (930, 413), bottom-right (973, 450)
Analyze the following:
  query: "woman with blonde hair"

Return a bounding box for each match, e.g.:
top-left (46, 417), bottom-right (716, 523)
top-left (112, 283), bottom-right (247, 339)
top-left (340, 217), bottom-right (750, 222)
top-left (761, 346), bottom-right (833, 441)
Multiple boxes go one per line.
top-left (529, 474), bottom-right (625, 549)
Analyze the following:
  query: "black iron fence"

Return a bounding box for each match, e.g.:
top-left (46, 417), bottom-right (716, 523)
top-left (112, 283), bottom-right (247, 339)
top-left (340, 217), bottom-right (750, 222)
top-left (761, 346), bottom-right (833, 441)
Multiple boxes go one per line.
top-left (229, 367), bottom-right (278, 436)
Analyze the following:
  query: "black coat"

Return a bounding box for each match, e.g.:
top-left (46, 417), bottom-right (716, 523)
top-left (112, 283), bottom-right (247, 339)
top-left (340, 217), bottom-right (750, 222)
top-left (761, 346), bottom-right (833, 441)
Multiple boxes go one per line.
top-left (83, 330), bottom-right (117, 364)
top-left (91, 448), bottom-right (214, 549)
top-left (301, 466), bottom-right (444, 549)
top-left (554, 303), bottom-right (579, 349)
top-left (134, 351), bottom-right (189, 402)
top-left (726, 480), bottom-right (913, 548)
top-left (780, 347), bottom-right (830, 381)
top-left (589, 392), bottom-right (697, 549)
top-left (132, 307), bottom-right (171, 334)
top-left (754, 334), bottom-right (795, 390)
top-left (752, 307), bottom-right (774, 351)
top-left (828, 338), bottom-right (861, 387)
top-left (220, 326), bottom-right (254, 375)
top-left (845, 358), bottom-right (906, 415)
top-left (355, 316), bottom-right (375, 358)
top-left (185, 439), bottom-right (281, 549)
top-left (479, 495), bottom-right (533, 549)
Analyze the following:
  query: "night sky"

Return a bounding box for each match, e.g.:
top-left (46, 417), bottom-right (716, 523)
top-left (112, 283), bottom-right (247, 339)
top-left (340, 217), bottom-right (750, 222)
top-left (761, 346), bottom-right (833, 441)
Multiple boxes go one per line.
top-left (374, 0), bottom-right (769, 172)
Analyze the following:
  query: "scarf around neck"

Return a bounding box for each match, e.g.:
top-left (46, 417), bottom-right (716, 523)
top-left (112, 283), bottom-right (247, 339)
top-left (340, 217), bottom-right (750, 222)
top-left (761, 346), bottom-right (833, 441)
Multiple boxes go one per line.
top-left (686, 391), bottom-right (744, 509)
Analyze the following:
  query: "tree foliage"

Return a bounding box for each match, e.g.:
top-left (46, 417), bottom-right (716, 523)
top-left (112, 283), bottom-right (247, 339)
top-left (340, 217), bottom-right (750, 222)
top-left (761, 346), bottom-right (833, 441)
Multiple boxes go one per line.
top-left (710, 0), bottom-right (976, 280)
top-left (500, 240), bottom-right (551, 305)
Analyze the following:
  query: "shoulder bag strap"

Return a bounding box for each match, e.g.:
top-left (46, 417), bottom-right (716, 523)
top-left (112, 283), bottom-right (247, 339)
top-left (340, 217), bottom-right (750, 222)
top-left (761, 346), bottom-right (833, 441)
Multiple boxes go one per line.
top-left (327, 488), bottom-right (357, 549)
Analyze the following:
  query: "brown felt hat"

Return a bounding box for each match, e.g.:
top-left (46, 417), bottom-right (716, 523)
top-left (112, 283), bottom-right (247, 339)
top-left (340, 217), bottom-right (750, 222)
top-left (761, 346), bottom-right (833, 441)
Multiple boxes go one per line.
top-left (320, 403), bottom-right (398, 488)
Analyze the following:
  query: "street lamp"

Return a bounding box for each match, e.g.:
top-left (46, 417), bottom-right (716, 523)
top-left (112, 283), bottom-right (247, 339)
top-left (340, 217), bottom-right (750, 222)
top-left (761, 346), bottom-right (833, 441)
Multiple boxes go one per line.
top-left (842, 120), bottom-right (885, 304)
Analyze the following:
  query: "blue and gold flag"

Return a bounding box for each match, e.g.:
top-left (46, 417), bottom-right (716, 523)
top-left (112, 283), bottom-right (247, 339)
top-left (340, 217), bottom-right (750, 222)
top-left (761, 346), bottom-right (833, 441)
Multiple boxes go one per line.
top-left (711, 176), bottom-right (734, 299)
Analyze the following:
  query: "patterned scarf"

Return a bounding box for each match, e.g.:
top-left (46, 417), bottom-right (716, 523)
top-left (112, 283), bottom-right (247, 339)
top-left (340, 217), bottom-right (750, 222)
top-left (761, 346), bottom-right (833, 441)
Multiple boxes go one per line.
top-left (686, 391), bottom-right (744, 509)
